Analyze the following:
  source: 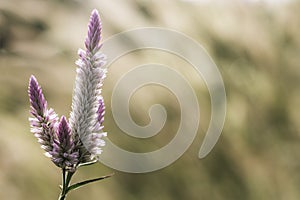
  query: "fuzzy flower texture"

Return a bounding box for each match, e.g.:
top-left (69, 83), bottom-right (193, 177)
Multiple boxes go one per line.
top-left (28, 10), bottom-right (107, 172)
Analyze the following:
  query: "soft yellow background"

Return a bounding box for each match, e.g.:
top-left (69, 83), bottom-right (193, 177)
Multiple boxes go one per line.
top-left (0, 0), bottom-right (300, 199)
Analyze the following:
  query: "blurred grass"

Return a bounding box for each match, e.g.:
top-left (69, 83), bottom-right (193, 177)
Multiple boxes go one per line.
top-left (1, 0), bottom-right (300, 200)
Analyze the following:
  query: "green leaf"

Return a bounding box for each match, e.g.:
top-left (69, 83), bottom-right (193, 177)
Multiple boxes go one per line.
top-left (77, 160), bottom-right (98, 168)
top-left (67, 173), bottom-right (114, 192)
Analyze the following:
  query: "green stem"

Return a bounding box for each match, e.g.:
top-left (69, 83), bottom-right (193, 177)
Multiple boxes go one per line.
top-left (58, 169), bottom-right (75, 200)
top-left (58, 169), bottom-right (66, 200)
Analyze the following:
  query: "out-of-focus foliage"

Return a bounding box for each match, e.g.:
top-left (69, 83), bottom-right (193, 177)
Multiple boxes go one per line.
top-left (0, 0), bottom-right (300, 200)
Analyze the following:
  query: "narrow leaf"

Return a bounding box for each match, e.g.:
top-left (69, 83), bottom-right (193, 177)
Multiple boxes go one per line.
top-left (77, 159), bottom-right (98, 168)
top-left (67, 173), bottom-right (114, 192)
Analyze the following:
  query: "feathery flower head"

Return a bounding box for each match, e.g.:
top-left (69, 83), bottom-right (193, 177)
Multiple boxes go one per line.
top-left (85, 9), bottom-right (102, 53)
top-left (27, 10), bottom-right (112, 199)
top-left (28, 75), bottom-right (47, 118)
top-left (70, 9), bottom-right (107, 163)
top-left (28, 76), bottom-right (58, 157)
top-left (28, 9), bottom-right (107, 168)
top-left (51, 116), bottom-right (79, 171)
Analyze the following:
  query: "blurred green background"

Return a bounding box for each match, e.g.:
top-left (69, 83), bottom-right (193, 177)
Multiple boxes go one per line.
top-left (1, 0), bottom-right (300, 199)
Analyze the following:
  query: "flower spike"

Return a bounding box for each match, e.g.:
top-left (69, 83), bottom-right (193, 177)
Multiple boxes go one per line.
top-left (28, 75), bottom-right (47, 118)
top-left (51, 116), bottom-right (79, 171)
top-left (69, 9), bottom-right (107, 163)
top-left (85, 9), bottom-right (102, 52)
top-left (28, 75), bottom-right (58, 157)
top-left (27, 10), bottom-right (111, 200)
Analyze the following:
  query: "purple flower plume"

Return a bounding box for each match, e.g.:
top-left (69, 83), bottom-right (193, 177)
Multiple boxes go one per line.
top-left (28, 76), bottom-right (47, 118)
top-left (51, 116), bottom-right (79, 171)
top-left (27, 10), bottom-right (111, 199)
top-left (28, 76), bottom-right (58, 157)
top-left (28, 9), bottom-right (107, 170)
top-left (85, 9), bottom-right (102, 53)
top-left (70, 9), bottom-right (107, 162)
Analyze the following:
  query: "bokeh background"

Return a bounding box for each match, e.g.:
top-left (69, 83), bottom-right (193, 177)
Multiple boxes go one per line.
top-left (1, 0), bottom-right (300, 199)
